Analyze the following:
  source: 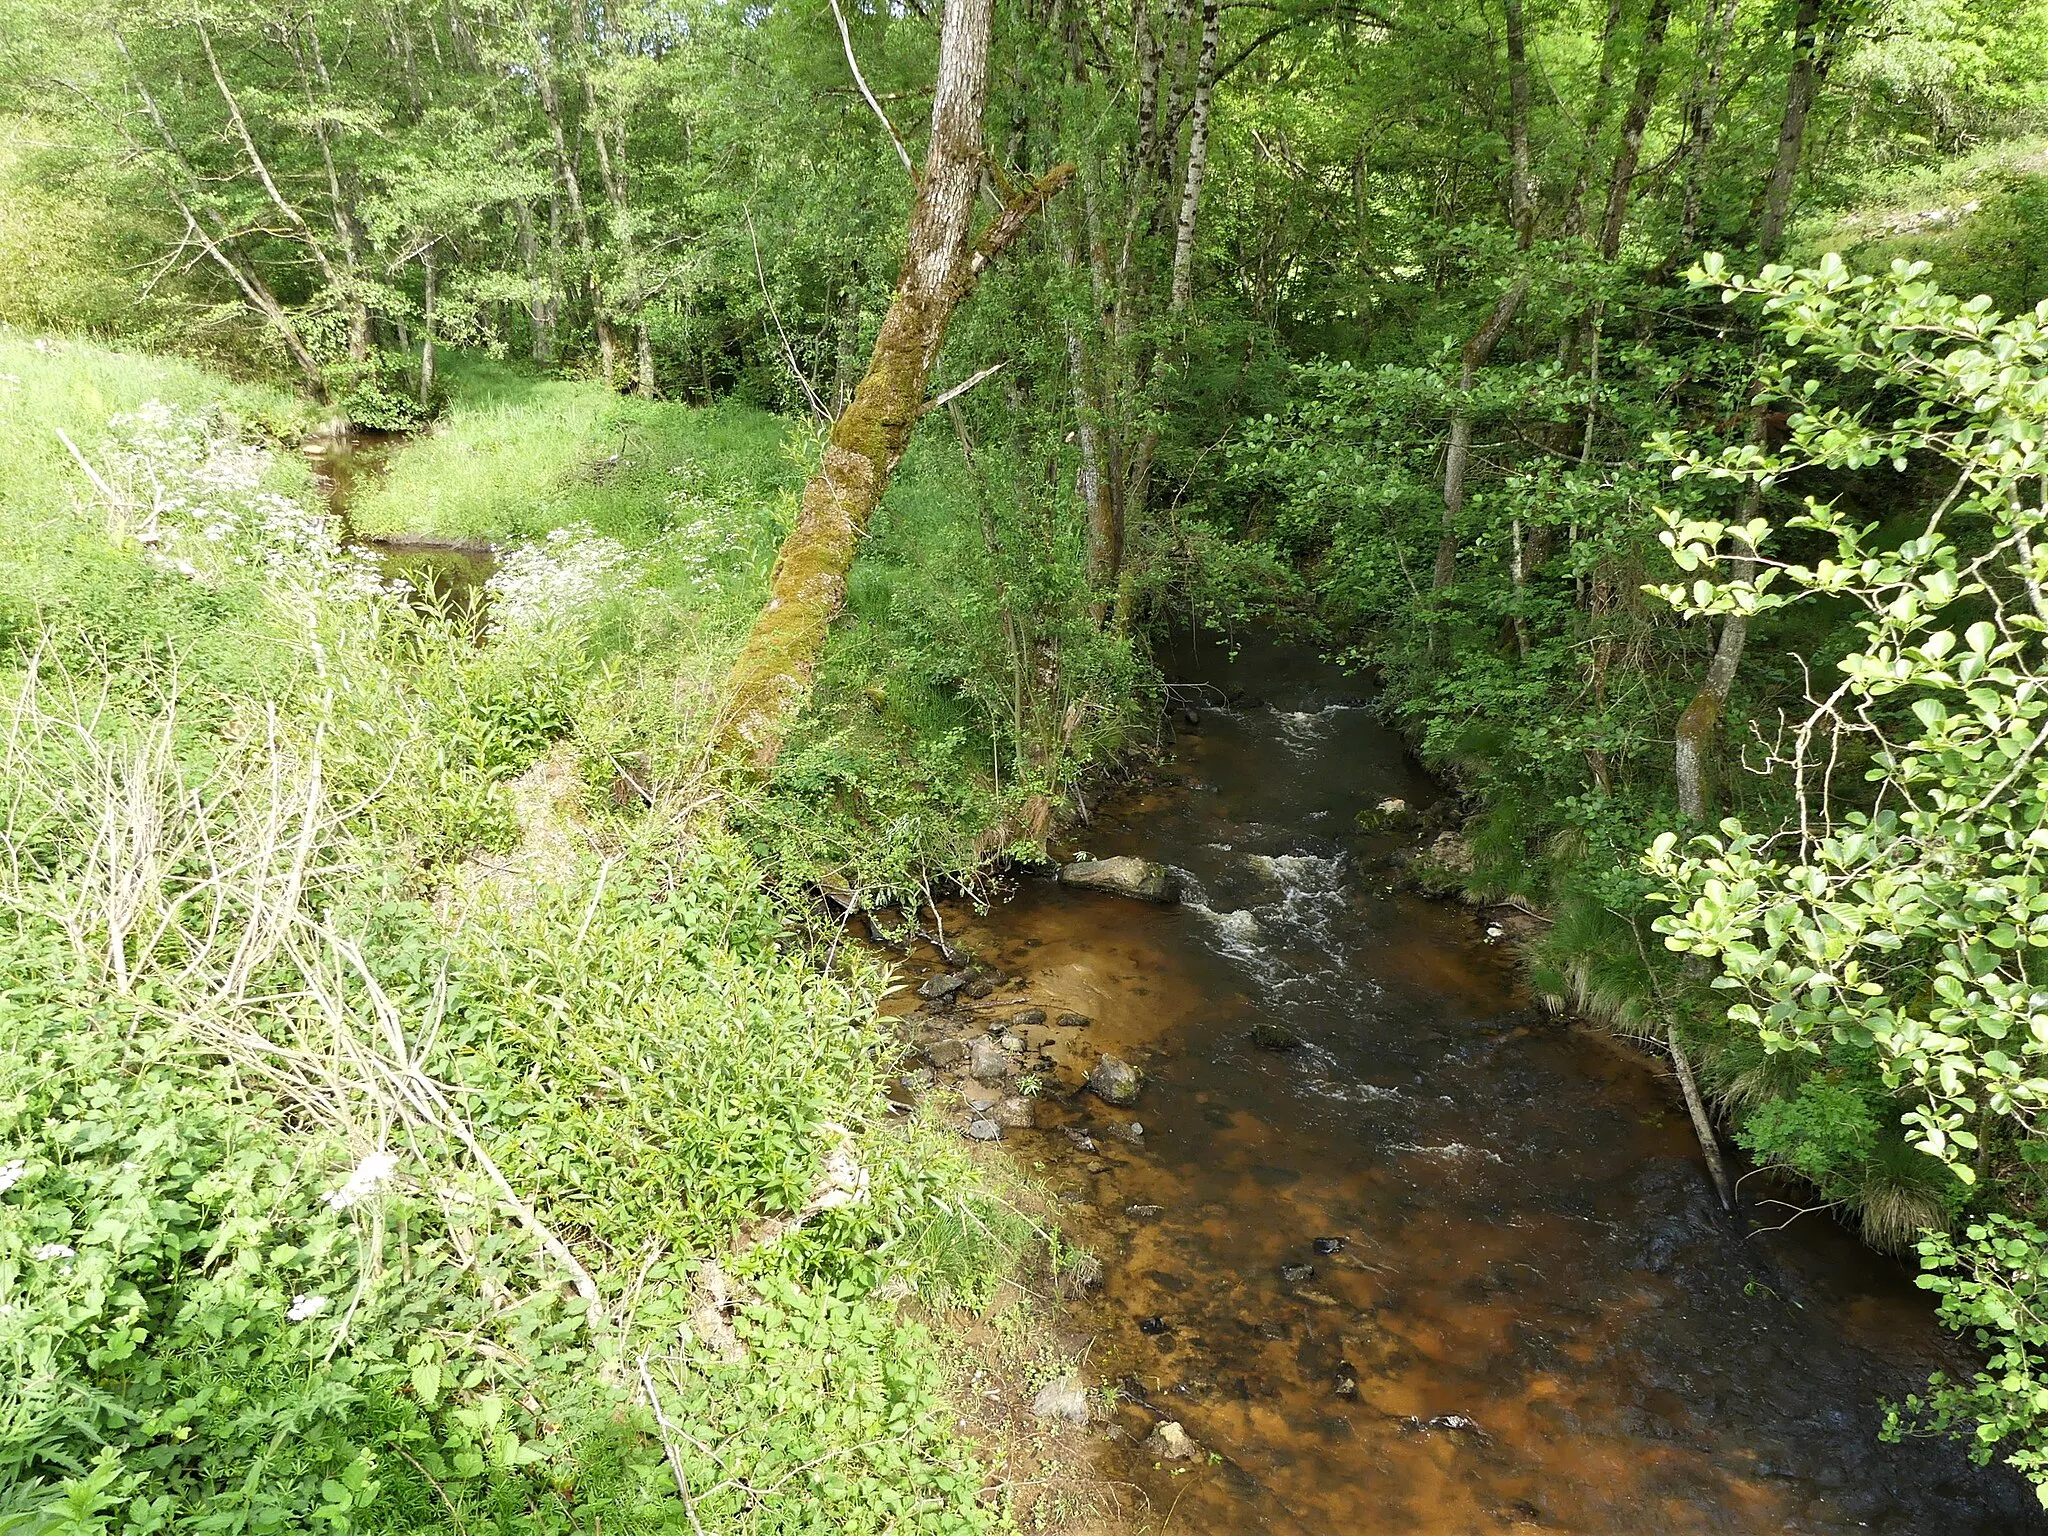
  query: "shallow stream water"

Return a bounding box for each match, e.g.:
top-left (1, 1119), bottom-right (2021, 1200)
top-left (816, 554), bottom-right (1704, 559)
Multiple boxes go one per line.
top-left (305, 427), bottom-right (494, 611)
top-left (920, 640), bottom-right (2043, 1533)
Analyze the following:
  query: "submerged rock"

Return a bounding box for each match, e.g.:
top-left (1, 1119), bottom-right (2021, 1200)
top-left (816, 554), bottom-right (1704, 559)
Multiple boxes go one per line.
top-left (1250, 1021), bottom-right (1304, 1051)
top-left (1031, 1376), bottom-right (1092, 1425)
top-left (1143, 1420), bottom-right (1198, 1460)
top-left (1402, 830), bottom-right (1475, 899)
top-left (1061, 1126), bottom-right (1099, 1153)
top-left (969, 1038), bottom-right (1010, 1083)
top-left (919, 970), bottom-right (971, 1001)
top-left (1333, 1361), bottom-right (1359, 1399)
top-left (1059, 856), bottom-right (1176, 903)
top-left (1087, 1054), bottom-right (1143, 1106)
top-left (1106, 1120), bottom-right (1144, 1144)
top-left (1312, 1236), bottom-right (1347, 1255)
top-left (1280, 1262), bottom-right (1315, 1283)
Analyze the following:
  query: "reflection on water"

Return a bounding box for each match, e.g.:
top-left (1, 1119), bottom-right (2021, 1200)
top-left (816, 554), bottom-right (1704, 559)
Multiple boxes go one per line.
top-left (304, 426), bottom-right (494, 619)
top-left (940, 641), bottom-right (2042, 1534)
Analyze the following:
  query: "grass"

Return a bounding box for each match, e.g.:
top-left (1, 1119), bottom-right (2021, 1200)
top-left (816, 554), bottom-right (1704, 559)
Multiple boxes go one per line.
top-left (0, 333), bottom-right (1068, 1533)
top-left (346, 353), bottom-right (800, 545)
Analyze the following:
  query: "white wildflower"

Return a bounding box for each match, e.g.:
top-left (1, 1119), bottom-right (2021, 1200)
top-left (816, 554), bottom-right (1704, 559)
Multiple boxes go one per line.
top-left (32, 1243), bottom-right (75, 1261)
top-left (0, 1160), bottom-right (26, 1195)
top-left (287, 1293), bottom-right (329, 1322)
top-left (486, 525), bottom-right (640, 632)
top-left (323, 1150), bottom-right (400, 1211)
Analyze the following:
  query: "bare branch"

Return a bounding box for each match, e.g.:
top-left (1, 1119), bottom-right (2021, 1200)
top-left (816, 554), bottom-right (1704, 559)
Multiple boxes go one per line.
top-left (830, 0), bottom-right (916, 181)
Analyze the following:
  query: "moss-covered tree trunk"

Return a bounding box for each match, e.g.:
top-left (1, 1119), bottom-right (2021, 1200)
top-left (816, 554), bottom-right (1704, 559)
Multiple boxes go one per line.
top-left (714, 0), bottom-right (1070, 772)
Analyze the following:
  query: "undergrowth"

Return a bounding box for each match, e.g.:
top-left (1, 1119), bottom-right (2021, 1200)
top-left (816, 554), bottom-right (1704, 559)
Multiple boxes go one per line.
top-left (0, 333), bottom-right (1053, 1533)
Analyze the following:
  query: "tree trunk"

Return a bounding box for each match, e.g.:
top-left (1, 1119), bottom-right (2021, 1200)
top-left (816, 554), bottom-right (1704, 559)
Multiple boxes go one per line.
top-left (513, 200), bottom-right (559, 364)
top-left (714, 0), bottom-right (1071, 772)
top-left (1595, 0), bottom-right (1674, 261)
top-left (1756, 0), bottom-right (1828, 259)
top-left (1670, 1023), bottom-right (1737, 1211)
top-left (1432, 0), bottom-right (1535, 599)
top-left (1167, 0), bottom-right (1220, 311)
top-left (1672, 0), bottom-right (1827, 820)
top-left (419, 245), bottom-right (437, 406)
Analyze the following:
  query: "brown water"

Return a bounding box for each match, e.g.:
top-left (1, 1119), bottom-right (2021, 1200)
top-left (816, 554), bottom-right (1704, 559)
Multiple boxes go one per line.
top-left (304, 427), bottom-right (494, 612)
top-left (916, 641), bottom-right (2043, 1534)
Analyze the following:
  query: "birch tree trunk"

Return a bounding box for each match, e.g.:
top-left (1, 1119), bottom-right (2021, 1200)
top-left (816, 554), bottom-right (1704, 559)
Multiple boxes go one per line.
top-left (714, 0), bottom-right (1071, 772)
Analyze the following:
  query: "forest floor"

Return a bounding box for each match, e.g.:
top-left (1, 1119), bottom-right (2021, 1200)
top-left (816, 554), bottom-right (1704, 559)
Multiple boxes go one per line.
top-left (0, 330), bottom-right (1128, 1531)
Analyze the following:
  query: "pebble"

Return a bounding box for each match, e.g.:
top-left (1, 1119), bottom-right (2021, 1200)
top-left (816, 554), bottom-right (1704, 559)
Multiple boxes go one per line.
top-left (1138, 1315), bottom-right (1172, 1335)
top-left (1280, 1262), bottom-right (1315, 1283)
top-left (1313, 1236), bottom-right (1347, 1255)
top-left (964, 1118), bottom-right (1001, 1141)
top-left (999, 1033), bottom-right (1024, 1053)
top-left (1333, 1361), bottom-right (1359, 1399)
top-left (1055, 1011), bottom-right (1092, 1028)
top-left (1009, 1008), bottom-right (1048, 1028)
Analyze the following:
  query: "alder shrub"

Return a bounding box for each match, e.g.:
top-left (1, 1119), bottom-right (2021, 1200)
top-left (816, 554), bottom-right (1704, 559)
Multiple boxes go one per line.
top-left (1646, 255), bottom-right (2048, 1497)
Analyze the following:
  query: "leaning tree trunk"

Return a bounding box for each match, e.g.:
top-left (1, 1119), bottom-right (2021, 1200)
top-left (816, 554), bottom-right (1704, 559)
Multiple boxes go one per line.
top-left (714, 0), bottom-right (1071, 773)
top-left (1673, 0), bottom-right (1828, 819)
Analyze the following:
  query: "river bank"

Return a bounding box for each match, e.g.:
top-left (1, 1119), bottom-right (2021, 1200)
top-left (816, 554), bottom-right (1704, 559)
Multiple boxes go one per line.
top-left (884, 638), bottom-right (2045, 1533)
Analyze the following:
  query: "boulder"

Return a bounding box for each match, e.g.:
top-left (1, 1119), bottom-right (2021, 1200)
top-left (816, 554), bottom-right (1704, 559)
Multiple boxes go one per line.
top-left (1031, 1376), bottom-right (1092, 1426)
top-left (924, 1039), bottom-right (967, 1071)
top-left (1143, 1420), bottom-right (1198, 1460)
top-left (1058, 856), bottom-right (1176, 903)
top-left (1086, 1054), bottom-right (1143, 1106)
top-left (969, 1038), bottom-right (1011, 1083)
top-left (994, 1095), bottom-right (1037, 1129)
top-left (1250, 1021), bottom-right (1303, 1051)
top-left (1403, 831), bottom-right (1475, 899)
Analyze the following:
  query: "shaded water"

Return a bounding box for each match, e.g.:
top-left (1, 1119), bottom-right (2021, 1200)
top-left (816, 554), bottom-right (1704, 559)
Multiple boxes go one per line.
top-left (930, 642), bottom-right (2042, 1533)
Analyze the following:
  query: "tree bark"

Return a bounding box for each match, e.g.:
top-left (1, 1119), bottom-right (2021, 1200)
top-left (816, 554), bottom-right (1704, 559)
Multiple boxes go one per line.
top-left (1670, 1023), bottom-right (1737, 1211)
top-left (1432, 0), bottom-right (1536, 600)
top-left (714, 0), bottom-right (1071, 772)
top-left (419, 244), bottom-right (438, 405)
top-left (1756, 0), bottom-right (1828, 259)
top-left (1595, 0), bottom-right (1674, 261)
top-left (1673, 0), bottom-right (1827, 820)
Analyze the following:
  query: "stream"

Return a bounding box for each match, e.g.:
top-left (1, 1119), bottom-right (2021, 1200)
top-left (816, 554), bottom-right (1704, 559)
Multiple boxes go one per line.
top-left (905, 639), bottom-right (2045, 1534)
top-left (306, 431), bottom-right (2040, 1530)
